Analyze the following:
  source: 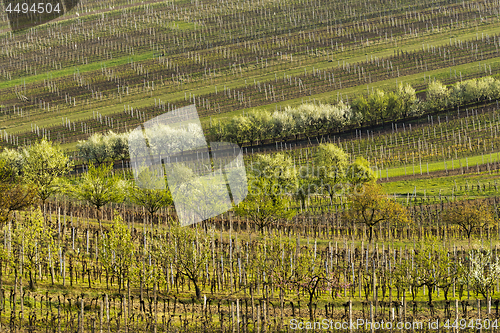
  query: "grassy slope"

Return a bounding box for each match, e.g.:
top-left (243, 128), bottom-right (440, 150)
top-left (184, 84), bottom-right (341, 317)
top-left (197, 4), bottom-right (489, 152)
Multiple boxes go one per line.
top-left (2, 0), bottom-right (500, 206)
top-left (3, 20), bottom-right (500, 137)
top-left (8, 54), bottom-right (500, 152)
top-left (382, 171), bottom-right (500, 197)
top-left (378, 151), bottom-right (500, 179)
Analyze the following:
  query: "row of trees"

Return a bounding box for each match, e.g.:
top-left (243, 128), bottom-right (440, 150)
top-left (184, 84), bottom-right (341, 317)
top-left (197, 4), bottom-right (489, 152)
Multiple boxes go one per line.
top-left (234, 143), bottom-right (380, 232)
top-left (235, 142), bottom-right (497, 242)
top-left (345, 76), bottom-right (500, 126)
top-left (77, 123), bottom-right (206, 166)
top-left (74, 102), bottom-right (356, 166)
top-left (5, 205), bottom-right (500, 323)
top-left (70, 76), bottom-right (500, 167)
top-left (1, 139), bottom-right (495, 243)
top-left (345, 184), bottom-right (495, 244)
top-left (0, 139), bottom-right (172, 227)
top-left (351, 83), bottom-right (422, 124)
top-left (1, 138), bottom-right (378, 229)
top-left (426, 76), bottom-right (500, 111)
top-left (76, 130), bottom-right (129, 165)
top-left (210, 76), bottom-right (500, 146)
top-left (389, 243), bottom-right (500, 306)
top-left (211, 101), bottom-right (357, 145)
top-left (0, 138), bottom-right (389, 235)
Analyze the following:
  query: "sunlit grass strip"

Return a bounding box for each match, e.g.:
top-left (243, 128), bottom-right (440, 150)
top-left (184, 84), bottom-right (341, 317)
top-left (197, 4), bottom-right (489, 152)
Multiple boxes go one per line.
top-left (378, 151), bottom-right (500, 179)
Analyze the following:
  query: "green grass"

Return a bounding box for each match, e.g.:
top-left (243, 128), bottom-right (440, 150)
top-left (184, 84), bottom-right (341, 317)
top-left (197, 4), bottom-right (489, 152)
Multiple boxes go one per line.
top-left (0, 51), bottom-right (160, 90)
top-left (3, 15), bottom-right (499, 92)
top-left (63, 53), bottom-right (500, 132)
top-left (378, 152), bottom-right (500, 179)
top-left (381, 171), bottom-right (500, 198)
top-left (4, 20), bottom-right (500, 136)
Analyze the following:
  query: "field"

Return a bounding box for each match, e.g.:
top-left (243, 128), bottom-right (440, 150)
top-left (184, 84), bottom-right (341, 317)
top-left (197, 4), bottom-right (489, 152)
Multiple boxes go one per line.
top-left (3, 0), bottom-right (500, 332)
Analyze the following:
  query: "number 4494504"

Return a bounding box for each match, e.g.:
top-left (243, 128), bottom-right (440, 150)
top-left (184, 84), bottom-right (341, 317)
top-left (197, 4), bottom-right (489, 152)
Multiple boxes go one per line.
top-left (5, 2), bottom-right (61, 14)
top-left (444, 319), bottom-right (498, 330)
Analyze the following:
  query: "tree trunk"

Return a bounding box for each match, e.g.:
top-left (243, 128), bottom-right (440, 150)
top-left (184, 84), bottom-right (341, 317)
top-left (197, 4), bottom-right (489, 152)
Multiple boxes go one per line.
top-left (193, 278), bottom-right (201, 300)
top-left (308, 291), bottom-right (314, 321)
top-left (50, 262), bottom-right (55, 285)
top-left (98, 207), bottom-right (102, 229)
top-left (29, 270), bottom-right (34, 290)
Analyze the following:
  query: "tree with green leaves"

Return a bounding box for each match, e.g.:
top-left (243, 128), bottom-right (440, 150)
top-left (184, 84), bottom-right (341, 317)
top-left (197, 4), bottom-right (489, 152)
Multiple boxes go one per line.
top-left (314, 143), bottom-right (348, 202)
top-left (441, 199), bottom-right (495, 246)
top-left (0, 148), bottom-right (24, 176)
top-left (397, 83), bottom-right (419, 117)
top-left (12, 208), bottom-right (55, 290)
top-left (237, 113), bottom-right (261, 146)
top-left (208, 119), bottom-right (227, 143)
top-left (346, 184), bottom-right (409, 242)
top-left (99, 212), bottom-right (135, 292)
top-left (128, 166), bottom-right (173, 224)
top-left (271, 109), bottom-right (295, 141)
top-left (368, 89), bottom-right (389, 123)
top-left (448, 81), bottom-right (467, 107)
top-left (250, 153), bottom-right (297, 195)
top-left (77, 133), bottom-right (110, 165)
top-left (163, 161), bottom-right (238, 226)
top-left (247, 110), bottom-right (273, 145)
top-left (168, 225), bottom-right (210, 299)
top-left (327, 101), bottom-right (354, 132)
top-left (413, 242), bottom-right (459, 306)
top-left (106, 131), bottom-right (129, 162)
top-left (288, 104), bottom-right (316, 140)
top-left (294, 245), bottom-right (339, 320)
top-left (483, 76), bottom-right (500, 100)
top-left (352, 95), bottom-right (371, 124)
top-left (21, 139), bottom-right (72, 207)
top-left (225, 116), bottom-right (250, 146)
top-left (235, 178), bottom-right (295, 232)
top-left (294, 164), bottom-right (315, 210)
top-left (297, 103), bottom-right (327, 134)
top-left (71, 163), bottom-right (126, 228)
top-left (384, 91), bottom-right (401, 121)
top-left (346, 157), bottom-right (377, 186)
top-left (464, 79), bottom-right (482, 102)
top-left (0, 159), bottom-right (37, 226)
top-left (353, 88), bottom-right (412, 123)
top-left (426, 80), bottom-right (449, 111)
top-left (236, 153), bottom-right (296, 232)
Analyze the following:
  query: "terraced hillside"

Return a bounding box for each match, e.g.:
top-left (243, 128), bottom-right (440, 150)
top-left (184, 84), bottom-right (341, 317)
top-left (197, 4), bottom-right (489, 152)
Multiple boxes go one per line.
top-left (2, 0), bottom-right (500, 152)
